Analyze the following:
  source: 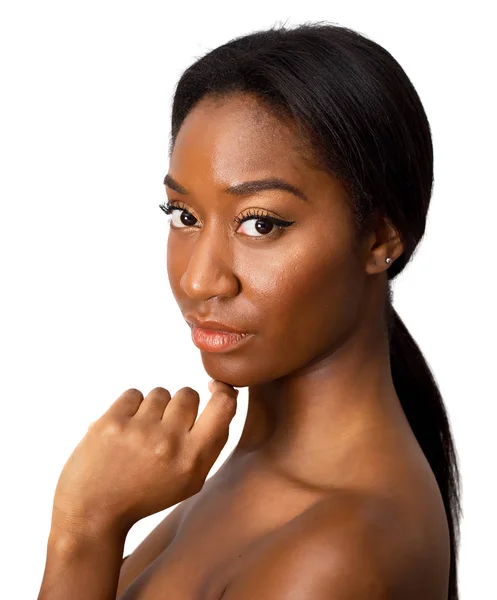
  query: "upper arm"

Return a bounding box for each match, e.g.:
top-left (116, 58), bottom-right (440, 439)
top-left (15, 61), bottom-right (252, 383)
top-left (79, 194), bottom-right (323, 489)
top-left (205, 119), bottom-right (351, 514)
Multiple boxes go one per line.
top-left (116, 499), bottom-right (190, 597)
top-left (222, 496), bottom-right (421, 600)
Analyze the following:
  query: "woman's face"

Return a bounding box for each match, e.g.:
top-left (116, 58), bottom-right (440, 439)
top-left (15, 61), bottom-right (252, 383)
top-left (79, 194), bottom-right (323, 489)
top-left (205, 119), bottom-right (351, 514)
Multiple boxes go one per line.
top-left (166, 93), bottom-right (369, 387)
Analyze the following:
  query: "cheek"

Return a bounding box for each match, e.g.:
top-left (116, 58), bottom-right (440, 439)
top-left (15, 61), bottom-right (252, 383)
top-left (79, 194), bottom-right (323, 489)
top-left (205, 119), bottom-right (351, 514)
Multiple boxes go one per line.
top-left (243, 240), bottom-right (364, 368)
top-left (165, 223), bottom-right (364, 385)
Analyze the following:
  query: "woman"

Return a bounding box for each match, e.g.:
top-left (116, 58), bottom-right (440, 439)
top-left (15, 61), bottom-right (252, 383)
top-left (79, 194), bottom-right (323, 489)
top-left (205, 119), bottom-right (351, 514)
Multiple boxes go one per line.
top-left (38, 22), bottom-right (461, 600)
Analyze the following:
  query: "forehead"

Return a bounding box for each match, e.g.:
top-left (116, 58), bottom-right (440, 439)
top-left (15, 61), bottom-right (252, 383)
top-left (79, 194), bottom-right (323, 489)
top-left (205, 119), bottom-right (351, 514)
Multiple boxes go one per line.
top-left (169, 93), bottom-right (316, 184)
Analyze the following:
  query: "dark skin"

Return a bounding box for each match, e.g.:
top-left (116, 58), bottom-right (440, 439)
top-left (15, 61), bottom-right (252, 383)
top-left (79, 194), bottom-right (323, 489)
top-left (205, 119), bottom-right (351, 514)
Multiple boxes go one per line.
top-left (116, 93), bottom-right (450, 599)
top-left (166, 92), bottom-right (408, 482)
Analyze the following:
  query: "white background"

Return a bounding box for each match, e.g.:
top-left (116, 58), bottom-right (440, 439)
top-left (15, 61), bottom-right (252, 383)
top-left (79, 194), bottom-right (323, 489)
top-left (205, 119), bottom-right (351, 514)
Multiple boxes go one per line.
top-left (1, 1), bottom-right (495, 598)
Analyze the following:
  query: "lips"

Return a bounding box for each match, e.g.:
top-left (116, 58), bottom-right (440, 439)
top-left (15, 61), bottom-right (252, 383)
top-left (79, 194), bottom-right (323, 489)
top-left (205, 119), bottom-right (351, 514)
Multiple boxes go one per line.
top-left (190, 326), bottom-right (251, 353)
top-left (184, 314), bottom-right (248, 335)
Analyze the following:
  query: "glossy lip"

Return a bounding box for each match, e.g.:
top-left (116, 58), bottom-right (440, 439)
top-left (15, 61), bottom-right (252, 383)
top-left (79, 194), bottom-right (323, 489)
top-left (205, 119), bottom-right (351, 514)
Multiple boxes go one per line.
top-left (184, 314), bottom-right (249, 335)
top-left (191, 326), bottom-right (252, 353)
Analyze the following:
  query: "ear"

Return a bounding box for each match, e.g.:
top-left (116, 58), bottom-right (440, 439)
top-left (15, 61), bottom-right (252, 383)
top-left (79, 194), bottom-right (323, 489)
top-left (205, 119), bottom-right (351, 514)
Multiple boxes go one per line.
top-left (364, 216), bottom-right (404, 275)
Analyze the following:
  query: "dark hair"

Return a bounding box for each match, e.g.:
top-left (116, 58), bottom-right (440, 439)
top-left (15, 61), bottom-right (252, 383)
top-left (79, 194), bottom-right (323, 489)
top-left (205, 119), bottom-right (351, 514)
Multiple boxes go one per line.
top-left (167, 21), bottom-right (461, 599)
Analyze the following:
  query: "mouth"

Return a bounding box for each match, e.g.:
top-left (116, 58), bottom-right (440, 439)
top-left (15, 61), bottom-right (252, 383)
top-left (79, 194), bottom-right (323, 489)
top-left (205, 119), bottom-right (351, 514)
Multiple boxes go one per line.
top-left (190, 326), bottom-right (253, 353)
top-left (184, 315), bottom-right (249, 335)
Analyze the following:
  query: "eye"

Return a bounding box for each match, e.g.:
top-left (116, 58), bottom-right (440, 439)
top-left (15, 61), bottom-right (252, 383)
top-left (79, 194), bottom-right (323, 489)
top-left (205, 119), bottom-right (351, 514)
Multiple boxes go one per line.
top-left (158, 202), bottom-right (295, 238)
top-left (159, 201), bottom-right (201, 229)
top-left (233, 209), bottom-right (295, 238)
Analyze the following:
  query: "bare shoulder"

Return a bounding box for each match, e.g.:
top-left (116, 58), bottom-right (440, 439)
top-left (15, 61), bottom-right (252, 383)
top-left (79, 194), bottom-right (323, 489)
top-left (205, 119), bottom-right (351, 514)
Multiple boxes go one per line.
top-left (222, 490), bottom-right (449, 600)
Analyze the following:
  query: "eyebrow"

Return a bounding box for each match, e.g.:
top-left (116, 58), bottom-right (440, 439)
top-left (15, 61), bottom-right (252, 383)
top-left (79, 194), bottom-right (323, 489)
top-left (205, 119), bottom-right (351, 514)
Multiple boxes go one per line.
top-left (163, 174), bottom-right (309, 202)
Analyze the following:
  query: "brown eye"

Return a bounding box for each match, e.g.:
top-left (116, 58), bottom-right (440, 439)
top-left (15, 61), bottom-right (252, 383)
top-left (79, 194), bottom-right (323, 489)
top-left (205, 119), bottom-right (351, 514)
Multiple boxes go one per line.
top-left (177, 211), bottom-right (198, 227)
top-left (234, 209), bottom-right (295, 238)
top-left (237, 217), bottom-right (276, 236)
top-left (160, 202), bottom-right (201, 229)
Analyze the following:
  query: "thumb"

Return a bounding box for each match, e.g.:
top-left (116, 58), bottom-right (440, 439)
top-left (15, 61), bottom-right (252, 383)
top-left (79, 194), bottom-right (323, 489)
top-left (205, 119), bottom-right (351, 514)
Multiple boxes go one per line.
top-left (191, 380), bottom-right (238, 447)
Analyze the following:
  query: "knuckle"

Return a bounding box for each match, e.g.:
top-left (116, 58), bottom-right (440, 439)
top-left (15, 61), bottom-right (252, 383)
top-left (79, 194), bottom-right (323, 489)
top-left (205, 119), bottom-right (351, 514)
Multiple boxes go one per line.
top-left (152, 434), bottom-right (177, 458)
top-left (215, 392), bottom-right (237, 413)
top-left (99, 418), bottom-right (125, 437)
top-left (147, 387), bottom-right (171, 398)
top-left (172, 388), bottom-right (200, 411)
top-left (124, 388), bottom-right (144, 400)
top-left (147, 394), bottom-right (168, 407)
top-left (152, 439), bottom-right (170, 458)
top-left (176, 387), bottom-right (200, 400)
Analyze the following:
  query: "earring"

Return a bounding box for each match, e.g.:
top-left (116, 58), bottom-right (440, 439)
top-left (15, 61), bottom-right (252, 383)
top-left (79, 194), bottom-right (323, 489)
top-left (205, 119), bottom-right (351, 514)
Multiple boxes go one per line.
top-left (385, 257), bottom-right (392, 264)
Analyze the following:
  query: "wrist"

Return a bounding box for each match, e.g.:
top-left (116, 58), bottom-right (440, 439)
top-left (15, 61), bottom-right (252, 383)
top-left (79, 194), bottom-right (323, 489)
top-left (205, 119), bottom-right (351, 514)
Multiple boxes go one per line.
top-left (50, 506), bottom-right (130, 545)
top-left (40, 517), bottom-right (128, 600)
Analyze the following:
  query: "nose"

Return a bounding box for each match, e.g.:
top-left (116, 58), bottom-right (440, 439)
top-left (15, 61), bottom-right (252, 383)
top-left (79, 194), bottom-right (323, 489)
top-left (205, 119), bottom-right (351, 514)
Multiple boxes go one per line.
top-left (179, 226), bottom-right (240, 301)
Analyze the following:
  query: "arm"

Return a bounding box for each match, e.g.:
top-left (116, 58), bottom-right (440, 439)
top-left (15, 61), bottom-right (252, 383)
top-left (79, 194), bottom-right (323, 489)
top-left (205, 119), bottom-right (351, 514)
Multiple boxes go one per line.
top-left (37, 517), bottom-right (129, 600)
top-left (37, 381), bottom-right (237, 599)
top-left (39, 495), bottom-right (191, 600)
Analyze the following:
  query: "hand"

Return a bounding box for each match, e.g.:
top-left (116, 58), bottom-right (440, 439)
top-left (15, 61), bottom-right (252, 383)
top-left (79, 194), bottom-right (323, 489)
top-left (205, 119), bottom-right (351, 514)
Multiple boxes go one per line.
top-left (51, 379), bottom-right (238, 536)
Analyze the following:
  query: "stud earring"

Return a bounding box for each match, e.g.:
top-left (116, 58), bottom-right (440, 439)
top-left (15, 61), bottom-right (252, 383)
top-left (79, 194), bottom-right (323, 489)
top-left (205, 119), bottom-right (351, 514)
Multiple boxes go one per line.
top-left (385, 257), bottom-right (392, 264)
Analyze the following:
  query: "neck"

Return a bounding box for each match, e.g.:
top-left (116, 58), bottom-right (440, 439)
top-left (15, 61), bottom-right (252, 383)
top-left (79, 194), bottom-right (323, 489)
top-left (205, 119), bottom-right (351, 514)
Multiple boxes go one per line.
top-left (230, 316), bottom-right (414, 488)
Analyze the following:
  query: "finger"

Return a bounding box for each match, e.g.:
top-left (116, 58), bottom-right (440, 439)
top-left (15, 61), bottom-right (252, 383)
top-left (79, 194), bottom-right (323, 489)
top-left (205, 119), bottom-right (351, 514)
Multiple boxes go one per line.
top-left (162, 387), bottom-right (200, 431)
top-left (104, 388), bottom-right (145, 419)
top-left (190, 381), bottom-right (238, 449)
top-left (134, 387), bottom-right (172, 420)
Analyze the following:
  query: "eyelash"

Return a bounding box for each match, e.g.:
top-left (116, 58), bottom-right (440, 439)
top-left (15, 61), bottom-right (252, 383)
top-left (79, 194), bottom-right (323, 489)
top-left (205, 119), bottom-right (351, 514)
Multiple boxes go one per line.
top-left (158, 201), bottom-right (295, 236)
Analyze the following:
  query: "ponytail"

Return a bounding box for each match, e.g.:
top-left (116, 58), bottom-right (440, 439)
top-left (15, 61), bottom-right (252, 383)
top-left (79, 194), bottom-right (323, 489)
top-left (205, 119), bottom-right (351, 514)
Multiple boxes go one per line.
top-left (386, 297), bottom-right (462, 599)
